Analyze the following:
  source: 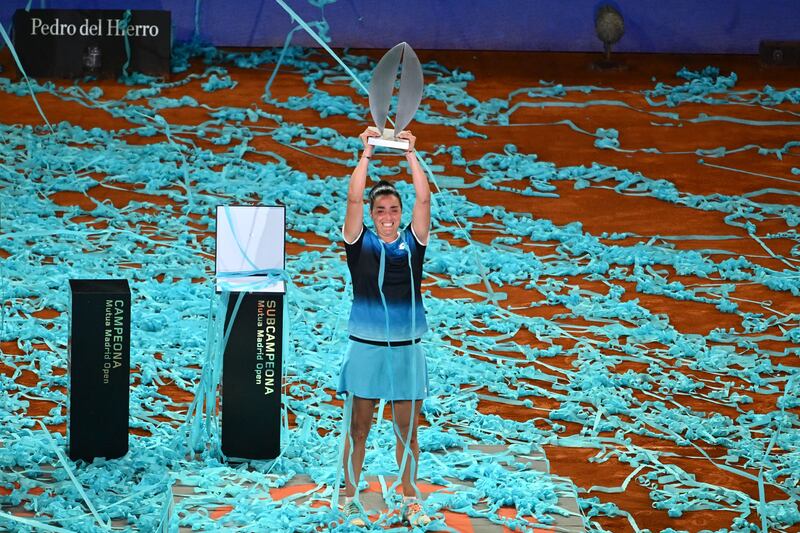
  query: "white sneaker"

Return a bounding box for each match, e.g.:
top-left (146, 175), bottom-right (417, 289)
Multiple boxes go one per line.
top-left (341, 500), bottom-right (368, 527)
top-left (402, 500), bottom-right (431, 527)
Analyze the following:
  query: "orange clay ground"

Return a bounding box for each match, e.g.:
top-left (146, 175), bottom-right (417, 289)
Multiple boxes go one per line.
top-left (2, 48), bottom-right (800, 532)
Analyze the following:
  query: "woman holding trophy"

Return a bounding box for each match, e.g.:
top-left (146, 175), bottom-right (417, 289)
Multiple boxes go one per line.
top-left (336, 125), bottom-right (432, 528)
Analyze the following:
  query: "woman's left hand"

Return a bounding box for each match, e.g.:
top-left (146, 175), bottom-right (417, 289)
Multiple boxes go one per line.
top-left (397, 130), bottom-right (416, 153)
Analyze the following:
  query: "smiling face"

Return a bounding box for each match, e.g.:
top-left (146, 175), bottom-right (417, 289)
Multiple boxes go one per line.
top-left (370, 194), bottom-right (402, 242)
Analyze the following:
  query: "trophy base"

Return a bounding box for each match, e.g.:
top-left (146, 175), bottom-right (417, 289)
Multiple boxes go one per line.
top-left (367, 128), bottom-right (410, 150)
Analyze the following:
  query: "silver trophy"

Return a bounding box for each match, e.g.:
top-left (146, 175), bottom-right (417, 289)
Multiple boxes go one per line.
top-left (367, 42), bottom-right (424, 151)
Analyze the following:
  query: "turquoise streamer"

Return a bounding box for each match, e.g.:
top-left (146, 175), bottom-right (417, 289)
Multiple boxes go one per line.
top-left (0, 511), bottom-right (75, 533)
top-left (1, 7), bottom-right (799, 530)
top-left (120, 10), bottom-right (132, 80)
top-left (37, 421), bottom-right (108, 530)
top-left (273, 0), bottom-right (369, 96)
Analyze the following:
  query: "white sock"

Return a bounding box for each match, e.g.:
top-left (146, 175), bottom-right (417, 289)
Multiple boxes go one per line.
top-left (344, 496), bottom-right (354, 504)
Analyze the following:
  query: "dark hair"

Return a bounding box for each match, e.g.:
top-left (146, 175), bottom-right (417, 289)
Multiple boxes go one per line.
top-left (368, 180), bottom-right (402, 210)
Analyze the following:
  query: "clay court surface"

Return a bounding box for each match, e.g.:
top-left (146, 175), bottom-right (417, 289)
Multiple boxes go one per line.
top-left (1, 47), bottom-right (799, 531)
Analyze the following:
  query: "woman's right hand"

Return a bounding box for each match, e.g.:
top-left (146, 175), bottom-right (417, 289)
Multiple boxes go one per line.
top-left (359, 127), bottom-right (381, 156)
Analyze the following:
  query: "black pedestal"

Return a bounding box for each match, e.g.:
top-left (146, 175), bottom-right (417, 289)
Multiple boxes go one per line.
top-left (67, 279), bottom-right (130, 461)
top-left (221, 292), bottom-right (284, 459)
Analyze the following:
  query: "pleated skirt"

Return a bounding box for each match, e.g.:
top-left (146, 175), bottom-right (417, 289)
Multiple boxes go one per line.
top-left (337, 340), bottom-right (429, 400)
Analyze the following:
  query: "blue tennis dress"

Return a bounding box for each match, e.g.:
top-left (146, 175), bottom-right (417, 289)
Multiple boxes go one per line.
top-left (337, 224), bottom-right (429, 400)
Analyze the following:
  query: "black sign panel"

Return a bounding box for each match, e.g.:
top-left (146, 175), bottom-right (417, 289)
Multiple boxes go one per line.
top-left (12, 9), bottom-right (170, 78)
top-left (68, 279), bottom-right (130, 461)
top-left (221, 292), bottom-right (284, 460)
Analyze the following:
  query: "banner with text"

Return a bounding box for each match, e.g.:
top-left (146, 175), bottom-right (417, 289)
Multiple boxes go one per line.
top-left (12, 9), bottom-right (170, 78)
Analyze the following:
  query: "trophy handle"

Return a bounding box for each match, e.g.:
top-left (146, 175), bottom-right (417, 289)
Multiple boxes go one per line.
top-left (367, 42), bottom-right (424, 140)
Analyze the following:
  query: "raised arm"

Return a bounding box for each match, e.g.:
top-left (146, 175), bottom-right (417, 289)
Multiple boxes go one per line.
top-left (397, 131), bottom-right (431, 245)
top-left (343, 127), bottom-right (380, 243)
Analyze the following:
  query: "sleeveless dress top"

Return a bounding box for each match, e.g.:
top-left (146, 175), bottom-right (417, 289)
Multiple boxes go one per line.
top-left (345, 224), bottom-right (428, 342)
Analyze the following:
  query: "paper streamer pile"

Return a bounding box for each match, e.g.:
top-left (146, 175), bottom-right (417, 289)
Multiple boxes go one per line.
top-left (1, 1), bottom-right (800, 532)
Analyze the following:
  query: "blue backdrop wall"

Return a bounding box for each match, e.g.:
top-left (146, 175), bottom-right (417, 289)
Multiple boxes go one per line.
top-left (1, 0), bottom-right (799, 53)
